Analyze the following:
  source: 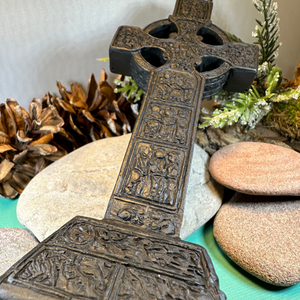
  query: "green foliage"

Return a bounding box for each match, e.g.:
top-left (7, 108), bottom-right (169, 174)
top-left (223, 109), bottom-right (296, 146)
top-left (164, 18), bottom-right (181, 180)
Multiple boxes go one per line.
top-left (266, 94), bottom-right (300, 140)
top-left (114, 76), bottom-right (144, 103)
top-left (252, 0), bottom-right (281, 66)
top-left (200, 86), bottom-right (272, 130)
top-left (252, 0), bottom-right (281, 88)
top-left (265, 65), bottom-right (282, 95)
top-left (200, 65), bottom-right (300, 130)
top-left (270, 87), bottom-right (300, 103)
top-left (199, 0), bottom-right (291, 131)
top-left (225, 31), bottom-right (243, 43)
top-left (274, 97), bottom-right (300, 125)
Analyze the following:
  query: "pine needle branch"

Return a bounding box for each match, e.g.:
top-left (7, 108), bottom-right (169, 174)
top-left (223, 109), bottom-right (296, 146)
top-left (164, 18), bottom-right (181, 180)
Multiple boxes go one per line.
top-left (252, 0), bottom-right (281, 72)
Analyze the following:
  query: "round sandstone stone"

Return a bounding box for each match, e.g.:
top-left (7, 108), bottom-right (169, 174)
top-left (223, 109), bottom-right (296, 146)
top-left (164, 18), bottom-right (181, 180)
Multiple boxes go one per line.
top-left (209, 142), bottom-right (300, 195)
top-left (214, 193), bottom-right (300, 286)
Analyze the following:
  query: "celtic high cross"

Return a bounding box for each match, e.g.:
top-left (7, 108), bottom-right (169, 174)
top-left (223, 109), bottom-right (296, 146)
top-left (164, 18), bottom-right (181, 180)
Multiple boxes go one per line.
top-left (0, 0), bottom-right (258, 299)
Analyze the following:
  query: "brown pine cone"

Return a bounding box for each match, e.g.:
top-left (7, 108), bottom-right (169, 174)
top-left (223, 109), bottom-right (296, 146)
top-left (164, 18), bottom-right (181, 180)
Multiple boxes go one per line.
top-left (0, 98), bottom-right (65, 198)
top-left (43, 70), bottom-right (137, 152)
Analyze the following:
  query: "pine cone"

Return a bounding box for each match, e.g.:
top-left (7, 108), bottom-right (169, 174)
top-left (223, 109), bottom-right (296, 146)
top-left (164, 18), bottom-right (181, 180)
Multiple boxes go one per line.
top-left (0, 99), bottom-right (65, 198)
top-left (0, 70), bottom-right (140, 199)
top-left (43, 70), bottom-right (137, 152)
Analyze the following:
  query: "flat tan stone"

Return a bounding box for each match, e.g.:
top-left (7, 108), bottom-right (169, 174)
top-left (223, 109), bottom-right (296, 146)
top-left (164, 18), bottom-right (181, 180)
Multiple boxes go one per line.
top-left (209, 142), bottom-right (300, 195)
top-left (214, 193), bottom-right (300, 286)
top-left (17, 134), bottom-right (223, 241)
top-left (0, 228), bottom-right (38, 276)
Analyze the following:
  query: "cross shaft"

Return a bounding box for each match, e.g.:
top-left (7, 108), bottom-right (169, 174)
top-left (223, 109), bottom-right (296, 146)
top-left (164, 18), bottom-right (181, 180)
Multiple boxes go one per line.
top-left (107, 2), bottom-right (258, 237)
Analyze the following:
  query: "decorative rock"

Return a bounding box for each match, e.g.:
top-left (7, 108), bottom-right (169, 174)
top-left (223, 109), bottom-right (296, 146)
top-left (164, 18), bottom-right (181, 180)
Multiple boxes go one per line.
top-left (18, 134), bottom-right (223, 241)
top-left (196, 123), bottom-right (291, 156)
top-left (0, 228), bottom-right (38, 276)
top-left (214, 193), bottom-right (300, 286)
top-left (209, 142), bottom-right (300, 195)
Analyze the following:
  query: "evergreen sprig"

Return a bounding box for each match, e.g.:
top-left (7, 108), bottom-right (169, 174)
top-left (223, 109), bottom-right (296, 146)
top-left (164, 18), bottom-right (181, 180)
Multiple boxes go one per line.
top-left (252, 0), bottom-right (281, 66)
top-left (252, 0), bottom-right (281, 87)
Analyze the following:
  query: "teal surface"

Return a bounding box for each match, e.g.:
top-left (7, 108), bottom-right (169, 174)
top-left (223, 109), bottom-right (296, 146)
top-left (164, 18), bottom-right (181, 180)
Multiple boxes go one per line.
top-left (1, 196), bottom-right (300, 299)
top-left (0, 197), bottom-right (24, 228)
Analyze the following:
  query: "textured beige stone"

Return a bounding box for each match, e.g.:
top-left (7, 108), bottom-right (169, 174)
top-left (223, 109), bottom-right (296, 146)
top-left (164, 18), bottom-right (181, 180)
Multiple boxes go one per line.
top-left (18, 134), bottom-right (223, 241)
top-left (209, 142), bottom-right (300, 195)
top-left (214, 193), bottom-right (300, 286)
top-left (196, 124), bottom-right (290, 156)
top-left (0, 228), bottom-right (38, 276)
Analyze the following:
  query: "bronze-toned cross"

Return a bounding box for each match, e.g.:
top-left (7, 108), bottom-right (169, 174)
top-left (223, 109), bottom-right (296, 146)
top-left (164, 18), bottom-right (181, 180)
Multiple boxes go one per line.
top-left (0, 0), bottom-right (258, 299)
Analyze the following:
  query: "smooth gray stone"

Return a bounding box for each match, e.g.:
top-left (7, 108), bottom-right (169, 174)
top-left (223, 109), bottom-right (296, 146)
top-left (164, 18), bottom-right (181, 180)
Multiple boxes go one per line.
top-left (17, 134), bottom-right (223, 241)
top-left (0, 228), bottom-right (38, 276)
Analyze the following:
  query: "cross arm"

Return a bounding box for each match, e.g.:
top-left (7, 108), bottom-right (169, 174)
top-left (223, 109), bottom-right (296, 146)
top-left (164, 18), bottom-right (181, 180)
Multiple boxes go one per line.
top-left (110, 26), bottom-right (163, 89)
top-left (224, 43), bottom-right (259, 92)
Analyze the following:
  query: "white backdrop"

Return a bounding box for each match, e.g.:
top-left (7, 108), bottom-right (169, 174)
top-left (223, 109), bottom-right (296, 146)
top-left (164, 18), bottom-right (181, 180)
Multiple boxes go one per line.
top-left (0, 0), bottom-right (299, 108)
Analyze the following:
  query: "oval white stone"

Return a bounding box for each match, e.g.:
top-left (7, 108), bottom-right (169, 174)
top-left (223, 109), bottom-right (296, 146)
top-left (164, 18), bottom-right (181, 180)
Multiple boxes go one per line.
top-left (17, 134), bottom-right (223, 241)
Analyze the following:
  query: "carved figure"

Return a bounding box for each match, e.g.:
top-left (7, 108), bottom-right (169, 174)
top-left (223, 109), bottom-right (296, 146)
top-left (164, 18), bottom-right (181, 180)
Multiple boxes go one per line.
top-left (175, 110), bottom-right (189, 144)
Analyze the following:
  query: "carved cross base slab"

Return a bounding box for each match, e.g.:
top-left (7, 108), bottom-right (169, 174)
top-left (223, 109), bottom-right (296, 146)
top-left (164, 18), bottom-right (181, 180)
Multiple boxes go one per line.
top-left (0, 217), bottom-right (225, 300)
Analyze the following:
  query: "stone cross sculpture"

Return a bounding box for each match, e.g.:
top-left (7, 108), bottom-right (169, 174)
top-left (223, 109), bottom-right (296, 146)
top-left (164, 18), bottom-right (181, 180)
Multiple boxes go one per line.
top-left (0, 0), bottom-right (258, 299)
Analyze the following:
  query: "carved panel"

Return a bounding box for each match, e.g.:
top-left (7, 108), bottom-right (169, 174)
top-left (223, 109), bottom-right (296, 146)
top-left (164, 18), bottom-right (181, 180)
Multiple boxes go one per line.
top-left (119, 142), bottom-right (185, 207)
top-left (191, 44), bottom-right (224, 60)
top-left (227, 43), bottom-right (259, 69)
top-left (151, 70), bottom-right (197, 105)
top-left (118, 267), bottom-right (217, 300)
top-left (15, 248), bottom-right (117, 299)
top-left (139, 102), bottom-right (191, 146)
top-left (53, 219), bottom-right (214, 280)
top-left (108, 199), bottom-right (181, 235)
top-left (174, 0), bottom-right (213, 20)
top-left (166, 21), bottom-right (201, 72)
top-left (191, 43), bottom-right (258, 70)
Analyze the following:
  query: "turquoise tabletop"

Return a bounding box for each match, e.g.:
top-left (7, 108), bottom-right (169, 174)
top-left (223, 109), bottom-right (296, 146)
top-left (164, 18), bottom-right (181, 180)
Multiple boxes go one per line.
top-left (0, 197), bottom-right (24, 228)
top-left (1, 196), bottom-right (300, 299)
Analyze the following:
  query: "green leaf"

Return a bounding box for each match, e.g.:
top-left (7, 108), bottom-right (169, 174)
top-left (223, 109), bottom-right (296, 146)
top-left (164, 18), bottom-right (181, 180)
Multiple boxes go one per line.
top-left (97, 58), bottom-right (110, 62)
top-left (135, 89), bottom-right (144, 102)
top-left (256, 19), bottom-right (263, 27)
top-left (225, 31), bottom-right (243, 43)
top-left (114, 76), bottom-right (144, 103)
